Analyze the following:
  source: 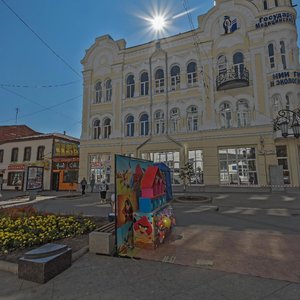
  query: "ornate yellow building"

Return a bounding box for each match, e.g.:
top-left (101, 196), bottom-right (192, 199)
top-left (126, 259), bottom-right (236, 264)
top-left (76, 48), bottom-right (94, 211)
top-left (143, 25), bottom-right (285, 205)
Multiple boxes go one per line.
top-left (80, 0), bottom-right (300, 191)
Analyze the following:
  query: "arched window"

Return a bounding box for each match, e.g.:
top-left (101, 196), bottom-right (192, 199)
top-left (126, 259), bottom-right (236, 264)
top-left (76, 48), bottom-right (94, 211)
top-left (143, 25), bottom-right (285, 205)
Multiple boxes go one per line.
top-left (125, 115), bottom-right (135, 137)
top-left (263, 0), bottom-right (268, 10)
top-left (233, 52), bottom-right (244, 77)
top-left (237, 100), bottom-right (249, 128)
top-left (280, 41), bottom-right (287, 69)
top-left (187, 106), bottom-right (198, 132)
top-left (187, 62), bottom-right (197, 86)
top-left (155, 69), bottom-right (164, 94)
top-left (37, 146), bottom-right (45, 160)
top-left (140, 72), bottom-right (149, 96)
top-left (217, 55), bottom-right (227, 75)
top-left (268, 43), bottom-right (275, 68)
top-left (170, 108), bottom-right (180, 133)
top-left (126, 75), bottom-right (135, 98)
top-left (139, 113), bottom-right (149, 136)
top-left (105, 79), bottom-right (112, 102)
top-left (220, 103), bottom-right (232, 128)
top-left (103, 118), bottom-right (111, 139)
top-left (93, 119), bottom-right (101, 139)
top-left (275, 0), bottom-right (278, 7)
top-left (170, 65), bottom-right (180, 90)
top-left (154, 110), bottom-right (165, 135)
top-left (95, 82), bottom-right (102, 103)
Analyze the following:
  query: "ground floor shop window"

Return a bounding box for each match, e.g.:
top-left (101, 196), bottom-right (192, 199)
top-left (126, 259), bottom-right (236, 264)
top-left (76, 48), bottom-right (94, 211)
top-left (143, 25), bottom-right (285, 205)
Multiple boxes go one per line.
top-left (7, 172), bottom-right (24, 188)
top-left (188, 150), bottom-right (204, 184)
top-left (63, 170), bottom-right (78, 184)
top-left (142, 151), bottom-right (180, 184)
top-left (276, 145), bottom-right (290, 184)
top-left (89, 154), bottom-right (111, 183)
top-left (219, 147), bottom-right (257, 185)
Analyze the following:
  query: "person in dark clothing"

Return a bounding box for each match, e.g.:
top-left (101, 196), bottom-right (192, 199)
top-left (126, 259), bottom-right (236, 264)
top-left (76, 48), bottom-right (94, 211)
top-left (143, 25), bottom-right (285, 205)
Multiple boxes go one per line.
top-left (80, 177), bottom-right (87, 195)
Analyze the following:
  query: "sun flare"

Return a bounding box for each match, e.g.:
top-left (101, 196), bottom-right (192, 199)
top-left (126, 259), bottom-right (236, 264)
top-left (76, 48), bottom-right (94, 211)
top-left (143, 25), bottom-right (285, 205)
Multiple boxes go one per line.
top-left (151, 15), bottom-right (166, 31)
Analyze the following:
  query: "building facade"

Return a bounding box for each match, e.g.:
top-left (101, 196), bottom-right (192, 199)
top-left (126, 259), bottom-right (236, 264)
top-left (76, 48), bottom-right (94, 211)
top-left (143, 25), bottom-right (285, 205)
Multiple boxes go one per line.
top-left (80, 0), bottom-right (300, 190)
top-left (0, 131), bottom-right (79, 191)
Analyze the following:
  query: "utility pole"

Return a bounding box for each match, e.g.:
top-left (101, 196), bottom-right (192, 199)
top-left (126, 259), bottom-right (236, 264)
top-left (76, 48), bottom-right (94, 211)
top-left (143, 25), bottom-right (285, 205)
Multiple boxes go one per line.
top-left (15, 107), bottom-right (19, 125)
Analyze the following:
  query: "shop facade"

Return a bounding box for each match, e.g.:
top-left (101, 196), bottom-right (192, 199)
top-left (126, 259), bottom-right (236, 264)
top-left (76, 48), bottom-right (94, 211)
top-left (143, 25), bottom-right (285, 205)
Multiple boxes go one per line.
top-left (79, 0), bottom-right (300, 191)
top-left (0, 132), bottom-right (79, 191)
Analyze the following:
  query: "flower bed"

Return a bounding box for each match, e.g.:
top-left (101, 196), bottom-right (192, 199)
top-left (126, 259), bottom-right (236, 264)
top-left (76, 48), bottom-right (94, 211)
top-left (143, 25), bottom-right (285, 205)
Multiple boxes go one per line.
top-left (0, 206), bottom-right (96, 254)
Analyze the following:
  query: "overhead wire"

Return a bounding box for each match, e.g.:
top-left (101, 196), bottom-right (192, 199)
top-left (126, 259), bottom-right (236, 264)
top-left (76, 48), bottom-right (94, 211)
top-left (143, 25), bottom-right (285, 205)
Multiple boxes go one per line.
top-left (0, 80), bottom-right (81, 89)
top-left (0, 0), bottom-right (82, 79)
top-left (0, 86), bottom-right (82, 123)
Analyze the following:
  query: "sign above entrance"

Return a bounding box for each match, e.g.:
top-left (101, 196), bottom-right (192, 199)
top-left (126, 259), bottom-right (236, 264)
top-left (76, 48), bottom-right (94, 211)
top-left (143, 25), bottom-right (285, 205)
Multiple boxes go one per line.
top-left (255, 12), bottom-right (295, 29)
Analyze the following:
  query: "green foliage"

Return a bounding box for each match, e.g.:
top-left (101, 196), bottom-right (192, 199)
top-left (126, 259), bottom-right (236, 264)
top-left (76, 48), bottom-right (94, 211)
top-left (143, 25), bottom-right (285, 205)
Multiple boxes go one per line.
top-left (179, 161), bottom-right (195, 189)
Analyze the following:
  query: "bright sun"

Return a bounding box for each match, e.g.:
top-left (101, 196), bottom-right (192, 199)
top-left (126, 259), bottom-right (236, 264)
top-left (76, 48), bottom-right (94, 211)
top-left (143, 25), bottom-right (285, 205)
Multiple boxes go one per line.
top-left (151, 15), bottom-right (166, 31)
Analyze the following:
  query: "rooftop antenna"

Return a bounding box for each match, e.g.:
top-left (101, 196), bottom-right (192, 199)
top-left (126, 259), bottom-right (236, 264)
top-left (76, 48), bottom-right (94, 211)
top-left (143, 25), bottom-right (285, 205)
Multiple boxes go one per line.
top-left (15, 108), bottom-right (19, 125)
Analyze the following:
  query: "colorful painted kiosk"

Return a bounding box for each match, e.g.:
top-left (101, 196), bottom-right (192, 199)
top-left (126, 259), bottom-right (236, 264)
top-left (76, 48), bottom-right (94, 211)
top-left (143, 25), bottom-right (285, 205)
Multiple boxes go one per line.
top-left (115, 155), bottom-right (175, 256)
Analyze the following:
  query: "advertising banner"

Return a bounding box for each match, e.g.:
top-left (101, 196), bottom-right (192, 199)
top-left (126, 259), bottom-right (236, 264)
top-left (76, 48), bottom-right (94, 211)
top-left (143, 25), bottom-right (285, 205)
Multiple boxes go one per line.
top-left (26, 166), bottom-right (44, 190)
top-left (115, 155), bottom-right (152, 256)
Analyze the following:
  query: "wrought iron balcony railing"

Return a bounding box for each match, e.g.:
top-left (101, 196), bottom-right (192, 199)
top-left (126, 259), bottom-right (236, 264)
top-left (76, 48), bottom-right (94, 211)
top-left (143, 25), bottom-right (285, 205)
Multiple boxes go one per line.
top-left (216, 67), bottom-right (249, 91)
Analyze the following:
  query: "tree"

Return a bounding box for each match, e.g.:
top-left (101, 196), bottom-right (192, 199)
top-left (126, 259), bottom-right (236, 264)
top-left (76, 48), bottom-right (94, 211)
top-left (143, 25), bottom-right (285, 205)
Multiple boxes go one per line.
top-left (179, 161), bottom-right (195, 192)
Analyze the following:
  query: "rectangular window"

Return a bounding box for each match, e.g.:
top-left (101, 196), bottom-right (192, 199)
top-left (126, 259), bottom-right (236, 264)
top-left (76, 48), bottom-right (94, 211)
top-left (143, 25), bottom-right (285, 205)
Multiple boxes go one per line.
top-left (141, 81), bottom-right (149, 96)
top-left (89, 154), bottom-right (111, 183)
top-left (23, 147), bottom-right (31, 161)
top-left (143, 151), bottom-right (180, 184)
top-left (63, 170), bottom-right (78, 183)
top-left (37, 146), bottom-right (45, 161)
top-left (276, 145), bottom-right (290, 184)
top-left (11, 148), bottom-right (18, 162)
top-left (187, 72), bottom-right (197, 86)
top-left (218, 147), bottom-right (257, 185)
top-left (0, 149), bottom-right (3, 163)
top-left (7, 171), bottom-right (23, 187)
top-left (188, 150), bottom-right (204, 184)
top-left (171, 75), bottom-right (180, 90)
top-left (155, 79), bottom-right (164, 94)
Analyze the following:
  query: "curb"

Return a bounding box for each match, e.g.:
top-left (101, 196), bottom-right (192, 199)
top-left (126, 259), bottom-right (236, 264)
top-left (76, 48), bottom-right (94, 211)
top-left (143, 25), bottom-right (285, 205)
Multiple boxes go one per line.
top-left (0, 260), bottom-right (18, 275)
top-left (0, 245), bottom-right (90, 275)
top-left (173, 197), bottom-right (213, 204)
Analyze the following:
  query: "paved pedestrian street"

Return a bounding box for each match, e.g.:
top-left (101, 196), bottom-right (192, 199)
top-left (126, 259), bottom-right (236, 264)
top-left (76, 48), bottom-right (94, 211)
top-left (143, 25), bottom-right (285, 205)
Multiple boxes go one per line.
top-left (136, 225), bottom-right (300, 283)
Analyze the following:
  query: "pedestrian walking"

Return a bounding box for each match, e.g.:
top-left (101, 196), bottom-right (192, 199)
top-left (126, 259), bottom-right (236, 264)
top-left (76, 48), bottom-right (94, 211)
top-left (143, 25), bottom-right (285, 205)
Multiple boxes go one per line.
top-left (99, 180), bottom-right (109, 203)
top-left (90, 175), bottom-right (95, 193)
top-left (80, 177), bottom-right (87, 195)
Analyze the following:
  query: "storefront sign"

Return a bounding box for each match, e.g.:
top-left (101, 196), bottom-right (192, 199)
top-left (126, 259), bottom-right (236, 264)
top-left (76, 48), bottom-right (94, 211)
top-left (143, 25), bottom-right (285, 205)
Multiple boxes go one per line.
top-left (8, 164), bottom-right (25, 171)
top-left (54, 142), bottom-right (79, 157)
top-left (270, 71), bottom-right (300, 87)
top-left (68, 161), bottom-right (79, 169)
top-left (256, 12), bottom-right (295, 29)
top-left (53, 162), bottom-right (66, 170)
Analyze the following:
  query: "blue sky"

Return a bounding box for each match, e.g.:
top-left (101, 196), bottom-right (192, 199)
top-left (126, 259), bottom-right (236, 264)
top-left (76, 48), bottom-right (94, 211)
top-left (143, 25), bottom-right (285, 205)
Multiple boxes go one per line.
top-left (0, 0), bottom-right (299, 138)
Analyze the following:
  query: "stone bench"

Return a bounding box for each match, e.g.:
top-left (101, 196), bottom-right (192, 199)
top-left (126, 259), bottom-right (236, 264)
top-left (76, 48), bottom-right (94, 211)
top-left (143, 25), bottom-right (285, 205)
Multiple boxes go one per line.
top-left (89, 222), bottom-right (115, 255)
top-left (18, 243), bottom-right (72, 284)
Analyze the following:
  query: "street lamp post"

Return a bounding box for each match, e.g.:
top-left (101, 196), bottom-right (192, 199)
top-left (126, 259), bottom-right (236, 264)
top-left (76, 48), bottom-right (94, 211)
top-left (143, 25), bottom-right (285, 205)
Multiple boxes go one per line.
top-left (274, 109), bottom-right (300, 138)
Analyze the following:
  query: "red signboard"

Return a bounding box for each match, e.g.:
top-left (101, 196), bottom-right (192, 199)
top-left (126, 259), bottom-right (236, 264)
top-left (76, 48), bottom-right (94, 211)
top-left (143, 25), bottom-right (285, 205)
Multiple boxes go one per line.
top-left (8, 164), bottom-right (25, 171)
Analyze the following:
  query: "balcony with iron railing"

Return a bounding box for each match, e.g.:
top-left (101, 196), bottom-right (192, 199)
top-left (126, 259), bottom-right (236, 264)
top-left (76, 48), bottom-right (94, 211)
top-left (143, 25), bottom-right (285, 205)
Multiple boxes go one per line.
top-left (216, 66), bottom-right (249, 91)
